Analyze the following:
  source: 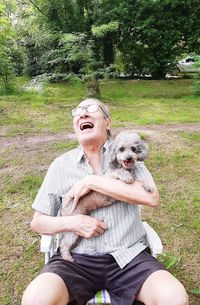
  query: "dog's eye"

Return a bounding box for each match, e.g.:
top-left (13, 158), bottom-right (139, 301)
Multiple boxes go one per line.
top-left (131, 146), bottom-right (136, 152)
top-left (119, 147), bottom-right (124, 152)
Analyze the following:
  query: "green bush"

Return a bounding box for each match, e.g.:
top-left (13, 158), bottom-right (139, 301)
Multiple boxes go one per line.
top-left (0, 47), bottom-right (15, 93)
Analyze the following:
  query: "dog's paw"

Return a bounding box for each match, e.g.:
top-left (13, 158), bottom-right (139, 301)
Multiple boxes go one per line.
top-left (125, 177), bottom-right (134, 184)
top-left (108, 172), bottom-right (121, 180)
top-left (60, 242), bottom-right (74, 262)
top-left (62, 252), bottom-right (74, 262)
top-left (143, 184), bottom-right (154, 193)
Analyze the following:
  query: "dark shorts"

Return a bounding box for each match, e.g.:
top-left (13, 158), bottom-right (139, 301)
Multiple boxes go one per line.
top-left (41, 249), bottom-right (166, 305)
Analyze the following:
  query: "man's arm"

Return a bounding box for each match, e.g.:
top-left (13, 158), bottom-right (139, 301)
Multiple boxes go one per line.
top-left (65, 174), bottom-right (160, 212)
top-left (31, 210), bottom-right (107, 237)
top-left (87, 175), bottom-right (160, 207)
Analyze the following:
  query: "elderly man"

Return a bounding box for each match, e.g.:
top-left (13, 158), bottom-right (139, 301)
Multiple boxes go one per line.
top-left (22, 98), bottom-right (188, 305)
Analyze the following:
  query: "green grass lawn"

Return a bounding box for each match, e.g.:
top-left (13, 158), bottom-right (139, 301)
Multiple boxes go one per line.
top-left (0, 78), bottom-right (199, 137)
top-left (0, 78), bottom-right (199, 305)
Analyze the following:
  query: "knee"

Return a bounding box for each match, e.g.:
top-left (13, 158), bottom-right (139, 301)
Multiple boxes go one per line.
top-left (21, 285), bottom-right (37, 305)
top-left (159, 288), bottom-right (188, 305)
top-left (22, 285), bottom-right (52, 305)
top-left (21, 273), bottom-right (70, 305)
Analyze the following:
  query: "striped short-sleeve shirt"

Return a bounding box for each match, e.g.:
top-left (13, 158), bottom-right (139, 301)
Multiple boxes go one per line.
top-left (32, 143), bottom-right (154, 268)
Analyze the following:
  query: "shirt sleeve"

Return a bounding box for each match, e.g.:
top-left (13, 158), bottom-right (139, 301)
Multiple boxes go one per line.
top-left (134, 162), bottom-right (154, 182)
top-left (32, 159), bottom-right (62, 216)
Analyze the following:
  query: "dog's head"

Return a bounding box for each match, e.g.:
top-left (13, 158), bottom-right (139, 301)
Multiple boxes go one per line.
top-left (108, 132), bottom-right (148, 170)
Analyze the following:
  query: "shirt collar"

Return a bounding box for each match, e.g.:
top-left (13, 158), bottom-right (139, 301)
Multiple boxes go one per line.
top-left (77, 140), bottom-right (110, 163)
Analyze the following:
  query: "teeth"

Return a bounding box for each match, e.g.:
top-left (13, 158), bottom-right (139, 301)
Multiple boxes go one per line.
top-left (124, 160), bottom-right (132, 167)
top-left (80, 122), bottom-right (94, 130)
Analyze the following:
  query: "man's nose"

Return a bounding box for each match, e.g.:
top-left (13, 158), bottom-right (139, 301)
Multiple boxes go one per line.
top-left (80, 107), bottom-right (88, 117)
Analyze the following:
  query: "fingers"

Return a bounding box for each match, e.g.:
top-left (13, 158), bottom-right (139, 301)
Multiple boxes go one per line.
top-left (76, 215), bottom-right (108, 239)
top-left (90, 220), bottom-right (107, 237)
top-left (63, 194), bottom-right (74, 209)
top-left (70, 196), bottom-right (79, 213)
top-left (99, 220), bottom-right (108, 230)
top-left (94, 226), bottom-right (106, 235)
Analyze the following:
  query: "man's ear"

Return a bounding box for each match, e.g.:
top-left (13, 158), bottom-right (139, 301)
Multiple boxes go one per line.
top-left (106, 118), bottom-right (112, 130)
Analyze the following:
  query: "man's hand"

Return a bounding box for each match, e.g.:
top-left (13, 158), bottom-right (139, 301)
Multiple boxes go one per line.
top-left (63, 176), bottom-right (91, 212)
top-left (72, 214), bottom-right (108, 238)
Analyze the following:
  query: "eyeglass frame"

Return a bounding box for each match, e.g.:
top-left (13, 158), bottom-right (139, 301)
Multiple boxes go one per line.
top-left (71, 104), bottom-right (109, 118)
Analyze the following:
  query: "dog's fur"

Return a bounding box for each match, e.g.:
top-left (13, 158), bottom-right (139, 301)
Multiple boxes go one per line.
top-left (60, 132), bottom-right (153, 261)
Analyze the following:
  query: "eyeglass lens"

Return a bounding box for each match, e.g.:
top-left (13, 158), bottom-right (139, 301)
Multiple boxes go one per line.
top-left (72, 104), bottom-right (99, 117)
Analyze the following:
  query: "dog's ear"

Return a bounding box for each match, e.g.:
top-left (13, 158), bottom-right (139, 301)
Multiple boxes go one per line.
top-left (137, 140), bottom-right (148, 161)
top-left (107, 138), bottom-right (118, 168)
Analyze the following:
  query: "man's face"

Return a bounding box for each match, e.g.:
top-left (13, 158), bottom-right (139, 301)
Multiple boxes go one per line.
top-left (73, 99), bottom-right (111, 146)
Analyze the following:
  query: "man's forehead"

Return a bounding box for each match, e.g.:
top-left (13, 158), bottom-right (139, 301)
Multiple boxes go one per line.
top-left (77, 98), bottom-right (100, 107)
top-left (77, 102), bottom-right (96, 108)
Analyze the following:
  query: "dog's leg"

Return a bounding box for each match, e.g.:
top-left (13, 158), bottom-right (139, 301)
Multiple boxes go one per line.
top-left (106, 168), bottom-right (134, 184)
top-left (60, 232), bottom-right (79, 261)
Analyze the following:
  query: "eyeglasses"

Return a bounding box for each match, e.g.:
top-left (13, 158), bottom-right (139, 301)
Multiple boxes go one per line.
top-left (71, 104), bottom-right (109, 118)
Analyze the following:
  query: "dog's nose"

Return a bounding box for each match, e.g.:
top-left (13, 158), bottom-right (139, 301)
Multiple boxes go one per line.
top-left (127, 157), bottom-right (133, 161)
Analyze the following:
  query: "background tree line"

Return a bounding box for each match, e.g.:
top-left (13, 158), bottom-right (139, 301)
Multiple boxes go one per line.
top-left (1, 0), bottom-right (200, 93)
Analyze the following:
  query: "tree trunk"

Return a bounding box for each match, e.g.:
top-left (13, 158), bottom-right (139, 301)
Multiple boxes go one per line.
top-left (103, 33), bottom-right (114, 66)
top-left (86, 77), bottom-right (100, 98)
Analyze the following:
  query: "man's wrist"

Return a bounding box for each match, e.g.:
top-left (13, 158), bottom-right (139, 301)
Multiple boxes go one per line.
top-left (62, 215), bottom-right (78, 232)
top-left (84, 174), bottom-right (95, 188)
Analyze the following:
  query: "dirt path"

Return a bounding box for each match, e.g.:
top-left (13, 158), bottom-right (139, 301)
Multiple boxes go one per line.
top-left (0, 122), bottom-right (199, 152)
top-left (0, 122), bottom-right (199, 192)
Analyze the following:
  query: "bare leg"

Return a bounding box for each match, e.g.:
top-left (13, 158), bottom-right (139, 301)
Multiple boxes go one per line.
top-left (22, 272), bottom-right (72, 305)
top-left (136, 270), bottom-right (188, 305)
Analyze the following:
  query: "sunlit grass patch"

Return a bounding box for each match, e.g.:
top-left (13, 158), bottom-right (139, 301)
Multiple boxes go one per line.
top-left (101, 79), bottom-right (193, 100)
top-left (107, 97), bottom-right (200, 125)
top-left (44, 80), bottom-right (85, 101)
top-left (3, 174), bottom-right (44, 201)
top-left (52, 140), bottom-right (79, 152)
top-left (19, 174), bottom-right (44, 200)
top-left (178, 131), bottom-right (200, 142)
top-left (1, 78), bottom-right (200, 137)
top-left (0, 97), bottom-right (74, 136)
top-left (158, 252), bottom-right (180, 270)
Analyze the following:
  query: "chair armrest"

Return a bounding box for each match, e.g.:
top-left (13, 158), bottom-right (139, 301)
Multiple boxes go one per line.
top-left (40, 234), bottom-right (54, 264)
top-left (142, 221), bottom-right (163, 258)
top-left (40, 235), bottom-right (53, 252)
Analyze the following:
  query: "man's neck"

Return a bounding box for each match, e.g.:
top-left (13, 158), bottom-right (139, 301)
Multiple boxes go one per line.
top-left (82, 140), bottom-right (105, 174)
top-left (81, 136), bottom-right (106, 156)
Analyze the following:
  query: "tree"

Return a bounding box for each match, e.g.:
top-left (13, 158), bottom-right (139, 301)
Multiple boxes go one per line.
top-left (3, 0), bottom-right (200, 83)
top-left (118, 0), bottom-right (200, 78)
top-left (0, 3), bottom-right (15, 91)
top-left (22, 1), bottom-right (118, 62)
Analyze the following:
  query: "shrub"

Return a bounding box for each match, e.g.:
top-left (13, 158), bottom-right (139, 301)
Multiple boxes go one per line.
top-left (0, 47), bottom-right (15, 93)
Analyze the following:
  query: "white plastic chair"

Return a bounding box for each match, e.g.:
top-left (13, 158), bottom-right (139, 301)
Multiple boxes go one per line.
top-left (40, 221), bottom-right (163, 305)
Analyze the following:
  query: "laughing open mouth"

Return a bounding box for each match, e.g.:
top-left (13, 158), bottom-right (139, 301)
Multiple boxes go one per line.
top-left (80, 122), bottom-right (94, 130)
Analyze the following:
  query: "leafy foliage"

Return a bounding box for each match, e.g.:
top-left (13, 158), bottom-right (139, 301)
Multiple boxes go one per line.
top-left (1, 0), bottom-right (200, 89)
top-left (118, 0), bottom-right (200, 78)
top-left (92, 21), bottom-right (119, 38)
top-left (0, 3), bottom-right (15, 91)
top-left (188, 54), bottom-right (200, 95)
